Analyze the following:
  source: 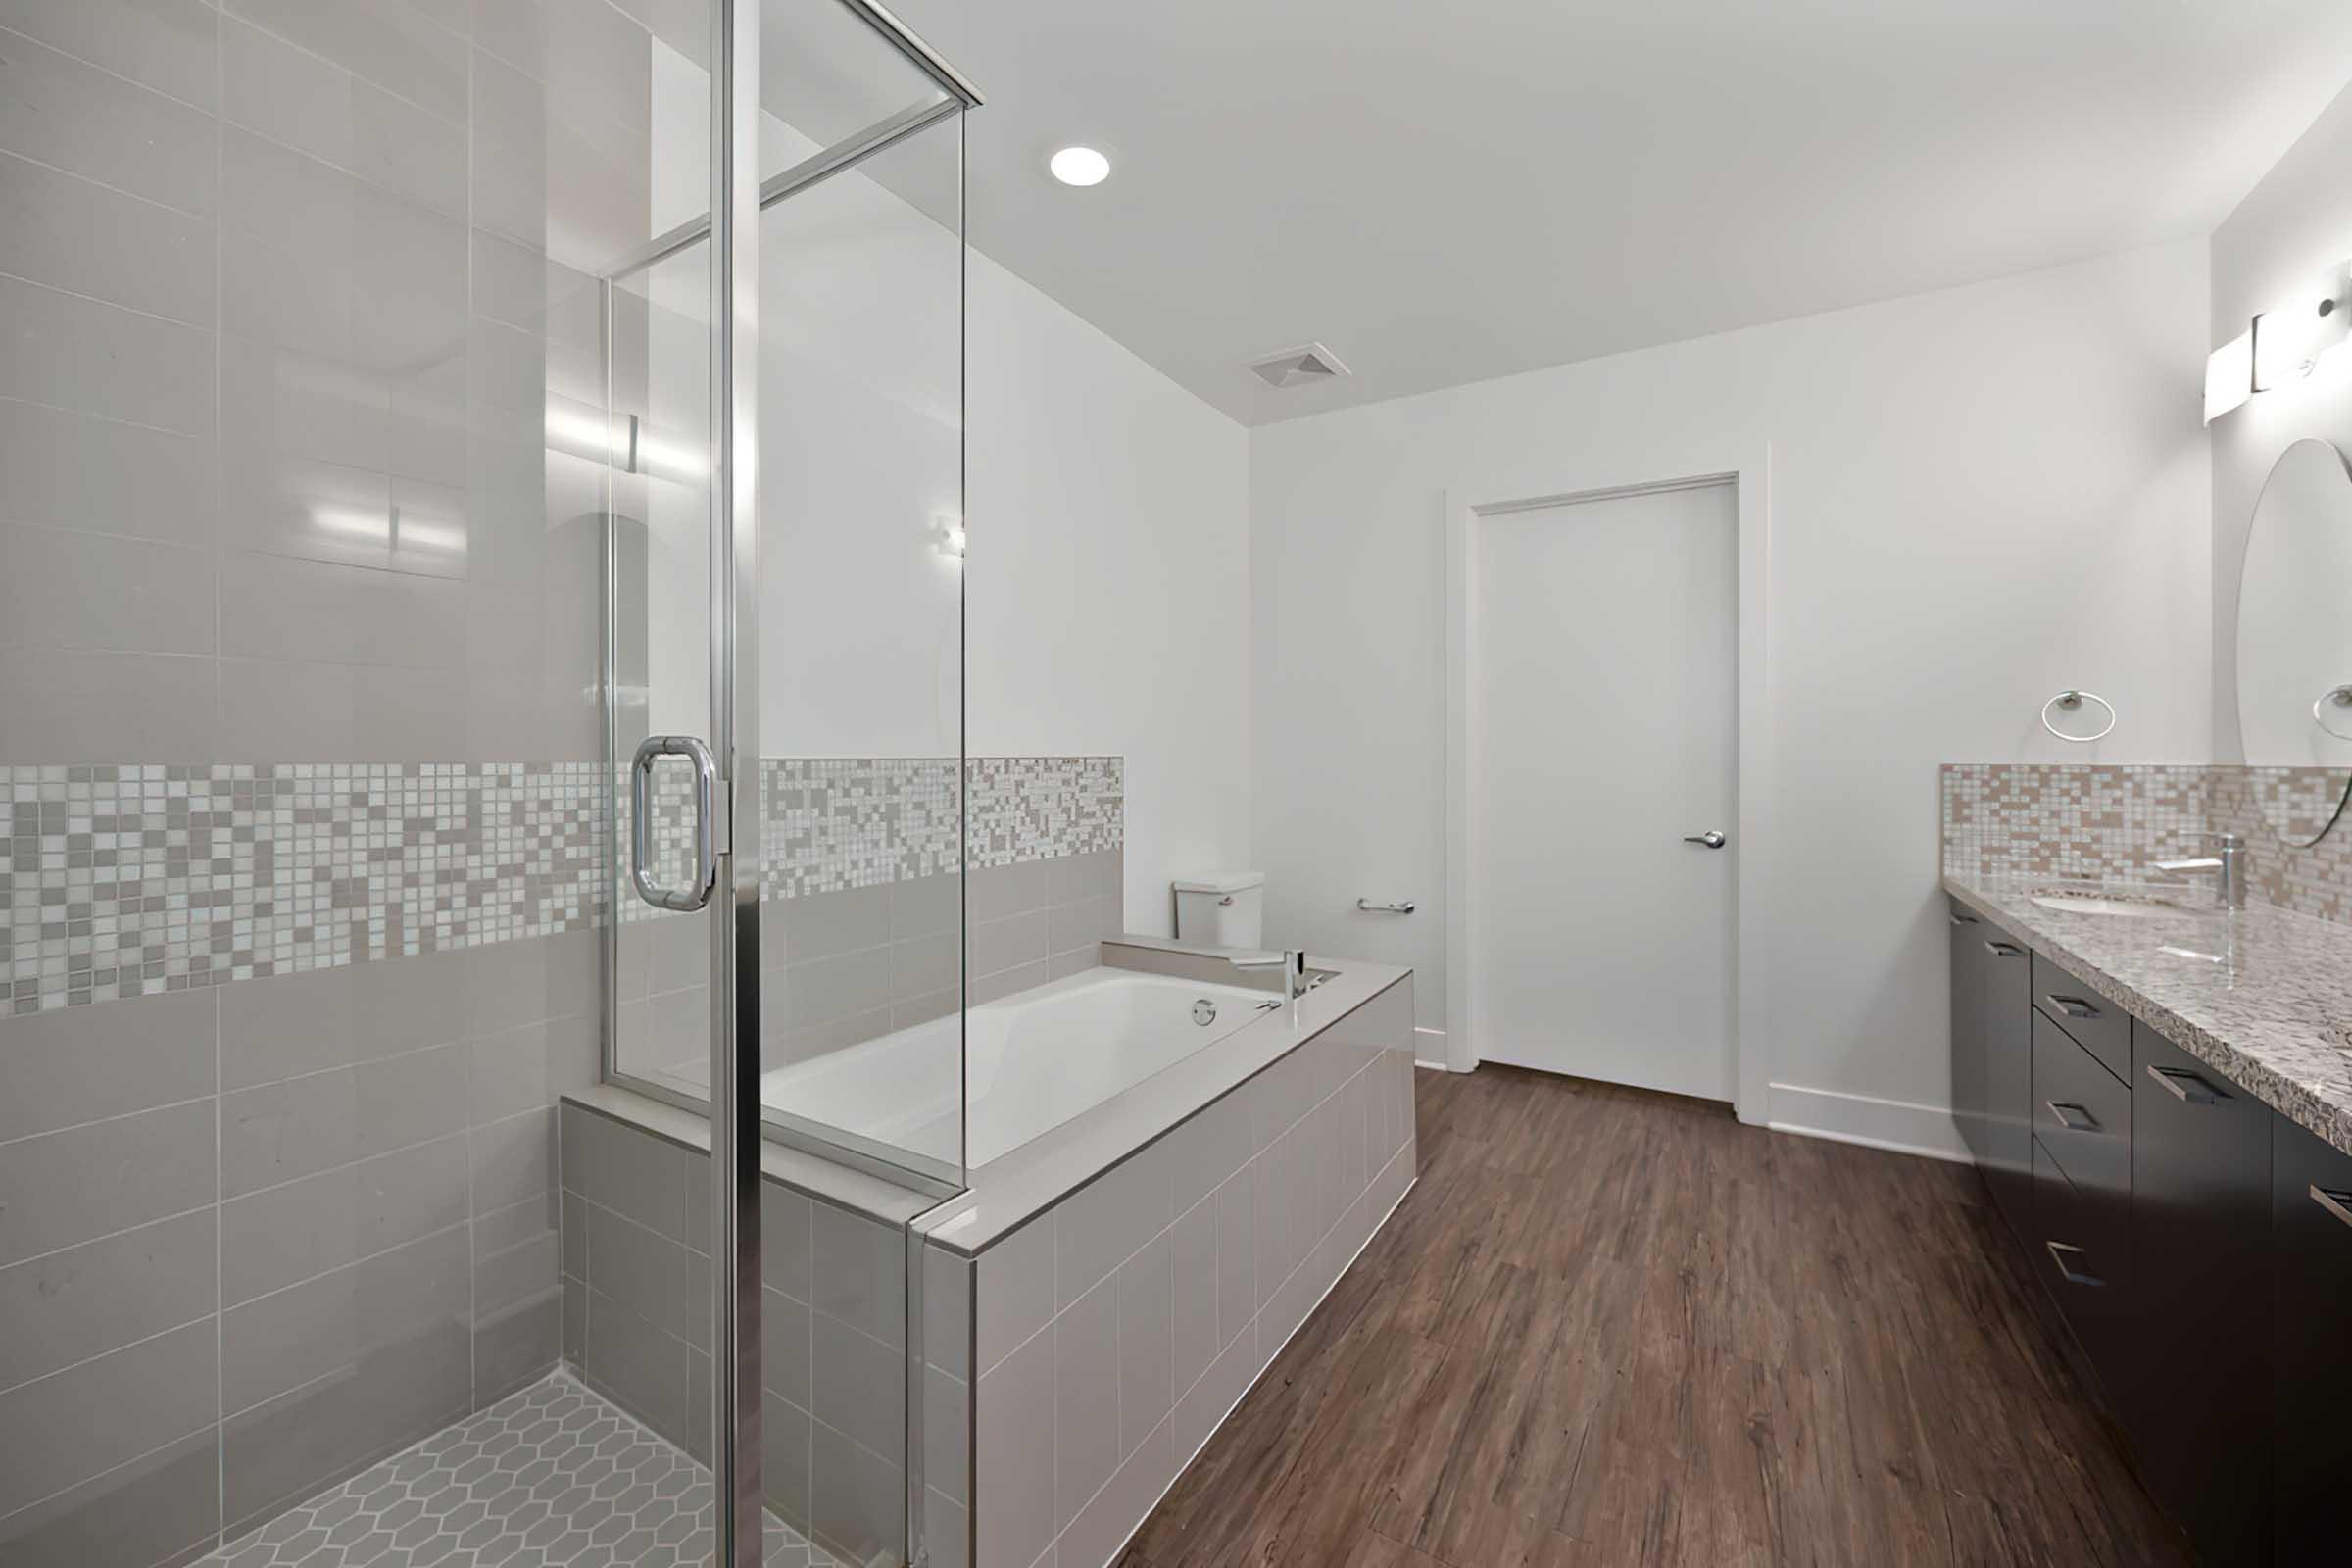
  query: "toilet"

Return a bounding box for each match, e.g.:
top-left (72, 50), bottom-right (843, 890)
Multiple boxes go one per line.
top-left (1171, 871), bottom-right (1265, 948)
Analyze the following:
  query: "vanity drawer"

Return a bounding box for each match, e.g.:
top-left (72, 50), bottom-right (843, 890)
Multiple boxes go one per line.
top-left (2032, 1007), bottom-right (2130, 1194)
top-left (2031, 1135), bottom-right (2133, 1398)
top-left (2031, 951), bottom-right (2129, 1080)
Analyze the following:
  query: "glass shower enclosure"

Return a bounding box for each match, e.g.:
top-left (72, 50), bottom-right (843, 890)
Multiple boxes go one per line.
top-left (0, 0), bottom-right (973, 1565)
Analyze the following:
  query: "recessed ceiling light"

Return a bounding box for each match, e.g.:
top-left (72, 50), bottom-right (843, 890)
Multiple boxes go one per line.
top-left (1049, 146), bottom-right (1110, 187)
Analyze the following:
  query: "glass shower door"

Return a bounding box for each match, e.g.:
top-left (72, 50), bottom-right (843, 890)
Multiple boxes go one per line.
top-left (604, 1), bottom-right (976, 1562)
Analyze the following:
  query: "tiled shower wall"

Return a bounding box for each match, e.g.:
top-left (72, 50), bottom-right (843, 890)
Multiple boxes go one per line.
top-left (1940, 762), bottom-right (2352, 924)
top-left (0, 0), bottom-right (626, 1558)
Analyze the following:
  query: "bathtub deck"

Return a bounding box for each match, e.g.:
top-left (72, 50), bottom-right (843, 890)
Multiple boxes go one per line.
top-left (1118, 1063), bottom-right (2187, 1568)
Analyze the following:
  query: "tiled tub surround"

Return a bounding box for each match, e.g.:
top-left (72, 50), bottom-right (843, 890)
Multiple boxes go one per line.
top-left (557, 1093), bottom-right (935, 1567)
top-left (1945, 877), bottom-right (2352, 1158)
top-left (0, 928), bottom-right (596, 1568)
top-left (916, 961), bottom-right (1419, 1568)
top-left (1941, 761), bottom-right (2352, 925)
top-left (6, 757), bottom-right (1123, 1020)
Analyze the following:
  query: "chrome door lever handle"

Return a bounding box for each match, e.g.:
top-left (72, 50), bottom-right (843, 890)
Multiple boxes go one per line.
top-left (1683, 831), bottom-right (1727, 849)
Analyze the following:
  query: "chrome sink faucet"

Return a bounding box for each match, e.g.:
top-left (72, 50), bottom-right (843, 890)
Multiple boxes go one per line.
top-left (2155, 833), bottom-right (2247, 912)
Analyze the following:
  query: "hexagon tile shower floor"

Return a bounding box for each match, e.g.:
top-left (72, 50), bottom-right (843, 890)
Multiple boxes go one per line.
top-left (195, 1374), bottom-right (836, 1568)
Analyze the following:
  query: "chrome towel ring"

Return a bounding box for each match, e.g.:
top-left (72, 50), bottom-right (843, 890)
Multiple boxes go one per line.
top-left (2315, 684), bottom-right (2352, 741)
top-left (2041, 689), bottom-right (2117, 743)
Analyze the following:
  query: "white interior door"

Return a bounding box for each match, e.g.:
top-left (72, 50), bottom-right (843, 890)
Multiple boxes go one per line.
top-left (1469, 481), bottom-right (1738, 1101)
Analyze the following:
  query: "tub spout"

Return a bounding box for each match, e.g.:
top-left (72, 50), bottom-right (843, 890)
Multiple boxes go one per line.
top-left (1230, 949), bottom-right (1308, 1014)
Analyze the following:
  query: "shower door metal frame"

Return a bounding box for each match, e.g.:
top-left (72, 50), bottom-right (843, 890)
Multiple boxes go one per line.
top-left (706, 4), bottom-right (982, 1563)
top-left (709, 0), bottom-right (764, 1561)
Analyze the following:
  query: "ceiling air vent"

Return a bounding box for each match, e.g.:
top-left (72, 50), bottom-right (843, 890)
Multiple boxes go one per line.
top-left (1248, 341), bottom-right (1351, 390)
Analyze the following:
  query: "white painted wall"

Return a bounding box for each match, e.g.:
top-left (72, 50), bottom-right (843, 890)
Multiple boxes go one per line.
top-left (2211, 79), bottom-right (2352, 760)
top-left (964, 250), bottom-right (1253, 935)
top-left (1249, 240), bottom-right (2212, 1141)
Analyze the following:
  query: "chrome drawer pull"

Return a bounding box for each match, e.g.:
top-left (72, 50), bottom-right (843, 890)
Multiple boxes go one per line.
top-left (2144, 1063), bottom-right (2220, 1105)
top-left (2044, 994), bottom-right (2101, 1021)
top-left (1948, 910), bottom-right (1980, 927)
top-left (2310, 1185), bottom-right (2352, 1232)
top-left (1984, 941), bottom-right (2026, 959)
top-left (2045, 1240), bottom-right (2104, 1287)
top-left (2044, 1101), bottom-right (2100, 1133)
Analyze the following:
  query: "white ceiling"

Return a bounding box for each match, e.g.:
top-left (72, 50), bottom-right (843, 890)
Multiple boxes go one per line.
top-left (885, 0), bottom-right (2352, 425)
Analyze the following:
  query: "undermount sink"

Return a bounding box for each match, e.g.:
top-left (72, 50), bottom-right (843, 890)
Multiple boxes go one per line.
top-left (2028, 890), bottom-right (2187, 918)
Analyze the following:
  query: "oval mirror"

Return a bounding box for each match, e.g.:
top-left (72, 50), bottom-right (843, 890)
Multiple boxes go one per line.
top-left (2236, 437), bottom-right (2352, 847)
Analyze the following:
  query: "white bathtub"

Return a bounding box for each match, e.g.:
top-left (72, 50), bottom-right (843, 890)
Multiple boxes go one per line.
top-left (760, 966), bottom-right (1274, 1170)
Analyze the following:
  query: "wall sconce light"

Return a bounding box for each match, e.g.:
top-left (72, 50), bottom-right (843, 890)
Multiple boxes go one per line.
top-left (2210, 264), bottom-right (2352, 421)
top-left (2205, 329), bottom-right (2253, 424)
top-left (933, 517), bottom-right (967, 561)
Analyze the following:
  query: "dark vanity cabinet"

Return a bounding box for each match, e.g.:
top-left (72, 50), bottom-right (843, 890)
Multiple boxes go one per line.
top-left (1984, 929), bottom-right (2037, 1232)
top-left (1947, 898), bottom-right (2035, 1238)
top-left (2127, 1022), bottom-right (2273, 1567)
top-left (1946, 901), bottom-right (2305, 1567)
top-left (2272, 1116), bottom-right (2352, 1564)
top-left (1947, 903), bottom-right (1988, 1161)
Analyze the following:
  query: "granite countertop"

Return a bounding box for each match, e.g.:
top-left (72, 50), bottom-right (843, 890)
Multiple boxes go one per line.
top-left (1945, 874), bottom-right (2352, 1156)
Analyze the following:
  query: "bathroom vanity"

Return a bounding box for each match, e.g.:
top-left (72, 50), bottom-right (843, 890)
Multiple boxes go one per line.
top-left (1944, 880), bottom-right (2352, 1567)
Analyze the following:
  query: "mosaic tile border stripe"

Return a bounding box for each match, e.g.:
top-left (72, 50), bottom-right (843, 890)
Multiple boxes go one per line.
top-left (1940, 761), bottom-right (2352, 926)
top-left (4, 757), bottom-right (1123, 1016)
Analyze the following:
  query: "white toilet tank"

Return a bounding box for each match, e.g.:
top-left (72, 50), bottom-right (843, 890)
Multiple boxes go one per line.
top-left (1172, 872), bottom-right (1265, 949)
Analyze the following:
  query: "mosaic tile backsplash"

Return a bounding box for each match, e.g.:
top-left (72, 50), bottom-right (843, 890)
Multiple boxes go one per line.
top-left (1941, 761), bottom-right (2352, 925)
top-left (4, 756), bottom-right (1122, 1016)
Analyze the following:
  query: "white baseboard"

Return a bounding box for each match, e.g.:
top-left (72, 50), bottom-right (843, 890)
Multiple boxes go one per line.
top-left (1412, 1026), bottom-right (1456, 1071)
top-left (1766, 1082), bottom-right (1972, 1164)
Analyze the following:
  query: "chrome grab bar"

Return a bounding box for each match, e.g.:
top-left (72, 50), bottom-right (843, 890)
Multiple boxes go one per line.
top-left (630, 735), bottom-right (724, 912)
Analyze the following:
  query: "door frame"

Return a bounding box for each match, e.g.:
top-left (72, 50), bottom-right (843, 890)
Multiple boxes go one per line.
top-left (1444, 443), bottom-right (1774, 1127)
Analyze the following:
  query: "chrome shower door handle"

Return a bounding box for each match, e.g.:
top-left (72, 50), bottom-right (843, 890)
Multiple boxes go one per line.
top-left (630, 735), bottom-right (724, 912)
top-left (1683, 830), bottom-right (1727, 849)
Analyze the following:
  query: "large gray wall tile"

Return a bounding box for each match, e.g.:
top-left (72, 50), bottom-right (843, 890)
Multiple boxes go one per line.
top-left (0, 0), bottom-right (218, 109)
top-left (219, 1221), bottom-right (469, 1415)
top-left (974, 1324), bottom-right (1054, 1568)
top-left (810, 1312), bottom-right (902, 1459)
top-left (0, 398), bottom-right (214, 546)
top-left (218, 1131), bottom-right (468, 1306)
top-left (219, 951), bottom-right (467, 1090)
top-left (0, 152), bottom-right (215, 325)
top-left (0, 1317), bottom-right (216, 1518)
top-left (811, 1199), bottom-right (905, 1348)
top-left (0, 1422), bottom-right (218, 1568)
top-left (0, 26), bottom-right (216, 216)
top-left (218, 1301), bottom-right (470, 1534)
top-left (0, 525), bottom-right (216, 657)
top-left (0, 988), bottom-right (213, 1143)
top-left (219, 1039), bottom-right (468, 1198)
top-left (0, 274), bottom-right (212, 434)
top-left (0, 1098), bottom-right (213, 1266)
top-left (224, 0), bottom-right (466, 122)
top-left (0, 1206), bottom-right (215, 1392)
top-left (472, 1107), bottom-right (557, 1215)
top-left (811, 1420), bottom-right (905, 1567)
top-left (1053, 1278), bottom-right (1119, 1531)
top-left (0, 647), bottom-right (216, 765)
top-left (220, 16), bottom-right (466, 220)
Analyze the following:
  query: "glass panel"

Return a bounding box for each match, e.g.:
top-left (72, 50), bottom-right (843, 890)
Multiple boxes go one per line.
top-left (758, 0), bottom-right (956, 181)
top-left (0, 1), bottom-right (740, 1565)
top-left (757, 111), bottom-right (967, 1187)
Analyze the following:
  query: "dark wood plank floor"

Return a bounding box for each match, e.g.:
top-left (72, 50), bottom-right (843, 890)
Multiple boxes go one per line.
top-left (1122, 1064), bottom-right (2188, 1567)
